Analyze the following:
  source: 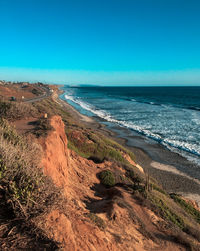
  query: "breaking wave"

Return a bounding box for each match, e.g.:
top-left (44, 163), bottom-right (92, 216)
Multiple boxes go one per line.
top-left (64, 94), bottom-right (200, 164)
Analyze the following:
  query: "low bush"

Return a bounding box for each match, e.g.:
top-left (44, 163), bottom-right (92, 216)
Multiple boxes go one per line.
top-left (33, 98), bottom-right (71, 120)
top-left (99, 170), bottom-right (116, 187)
top-left (32, 88), bottom-right (43, 96)
top-left (126, 169), bottom-right (142, 185)
top-left (32, 118), bottom-right (53, 137)
top-left (0, 118), bottom-right (22, 145)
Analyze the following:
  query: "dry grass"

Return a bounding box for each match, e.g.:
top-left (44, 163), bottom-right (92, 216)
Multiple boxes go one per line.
top-left (0, 100), bottom-right (39, 120)
top-left (86, 213), bottom-right (106, 230)
top-left (0, 118), bottom-right (64, 249)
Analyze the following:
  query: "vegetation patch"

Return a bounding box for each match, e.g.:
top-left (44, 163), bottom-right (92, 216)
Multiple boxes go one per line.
top-left (0, 100), bottom-right (38, 120)
top-left (31, 118), bottom-right (53, 137)
top-left (33, 98), bottom-right (71, 121)
top-left (99, 170), bottom-right (116, 187)
top-left (126, 168), bottom-right (143, 184)
top-left (150, 195), bottom-right (185, 229)
top-left (67, 140), bottom-right (89, 158)
top-left (0, 118), bottom-right (63, 220)
top-left (0, 118), bottom-right (23, 145)
top-left (0, 118), bottom-right (63, 249)
top-left (170, 194), bottom-right (200, 224)
top-left (67, 128), bottom-right (134, 164)
top-left (152, 183), bottom-right (168, 195)
top-left (32, 88), bottom-right (43, 96)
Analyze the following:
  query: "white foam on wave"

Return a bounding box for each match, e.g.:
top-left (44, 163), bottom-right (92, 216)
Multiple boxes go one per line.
top-left (162, 141), bottom-right (200, 166)
top-left (64, 94), bottom-right (200, 165)
top-left (65, 95), bottom-right (162, 139)
top-left (163, 138), bottom-right (200, 156)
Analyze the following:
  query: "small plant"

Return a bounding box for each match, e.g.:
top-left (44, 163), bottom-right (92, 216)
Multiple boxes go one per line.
top-left (131, 184), bottom-right (146, 194)
top-left (32, 88), bottom-right (42, 96)
top-left (0, 101), bottom-right (12, 117)
top-left (99, 170), bottom-right (116, 187)
top-left (126, 168), bottom-right (143, 186)
top-left (0, 118), bottom-right (22, 145)
top-left (33, 118), bottom-right (53, 137)
top-left (127, 169), bottom-right (135, 180)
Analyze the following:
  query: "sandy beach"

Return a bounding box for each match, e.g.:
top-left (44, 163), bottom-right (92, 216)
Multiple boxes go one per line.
top-left (57, 93), bottom-right (200, 206)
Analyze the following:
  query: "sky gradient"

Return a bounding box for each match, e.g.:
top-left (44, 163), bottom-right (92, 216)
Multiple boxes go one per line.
top-left (0, 0), bottom-right (200, 85)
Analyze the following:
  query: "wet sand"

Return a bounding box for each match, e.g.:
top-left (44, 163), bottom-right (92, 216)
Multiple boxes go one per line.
top-left (57, 94), bottom-right (200, 206)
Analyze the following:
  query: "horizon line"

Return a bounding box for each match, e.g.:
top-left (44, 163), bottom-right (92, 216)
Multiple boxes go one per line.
top-left (0, 67), bottom-right (200, 86)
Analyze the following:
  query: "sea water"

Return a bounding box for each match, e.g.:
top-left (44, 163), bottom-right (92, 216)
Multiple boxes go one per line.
top-left (61, 86), bottom-right (200, 166)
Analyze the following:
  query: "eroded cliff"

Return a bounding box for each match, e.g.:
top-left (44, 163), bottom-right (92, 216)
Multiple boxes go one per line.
top-left (39, 115), bottom-right (195, 251)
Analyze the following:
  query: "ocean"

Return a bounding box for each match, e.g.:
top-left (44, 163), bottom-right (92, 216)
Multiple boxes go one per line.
top-left (61, 86), bottom-right (200, 166)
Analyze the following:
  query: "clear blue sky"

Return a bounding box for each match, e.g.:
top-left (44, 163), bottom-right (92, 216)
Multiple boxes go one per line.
top-left (0, 0), bottom-right (200, 85)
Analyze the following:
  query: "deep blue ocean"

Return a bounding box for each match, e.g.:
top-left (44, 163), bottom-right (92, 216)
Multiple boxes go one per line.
top-left (61, 86), bottom-right (200, 166)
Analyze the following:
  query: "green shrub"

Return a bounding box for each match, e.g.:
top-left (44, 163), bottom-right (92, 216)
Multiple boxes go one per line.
top-left (33, 98), bottom-right (71, 120)
top-left (0, 118), bottom-right (22, 145)
top-left (127, 169), bottom-right (135, 180)
top-left (32, 88), bottom-right (42, 96)
top-left (99, 170), bottom-right (116, 187)
top-left (0, 101), bottom-right (12, 117)
top-left (32, 118), bottom-right (53, 137)
top-left (125, 168), bottom-right (143, 185)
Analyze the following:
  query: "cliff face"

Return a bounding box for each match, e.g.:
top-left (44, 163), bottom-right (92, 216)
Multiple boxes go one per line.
top-left (40, 116), bottom-right (69, 191)
top-left (39, 116), bottom-right (187, 251)
top-left (40, 116), bottom-right (116, 250)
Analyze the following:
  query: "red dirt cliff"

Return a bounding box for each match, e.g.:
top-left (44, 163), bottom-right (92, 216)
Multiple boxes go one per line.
top-left (39, 116), bottom-right (190, 251)
top-left (40, 116), bottom-right (69, 192)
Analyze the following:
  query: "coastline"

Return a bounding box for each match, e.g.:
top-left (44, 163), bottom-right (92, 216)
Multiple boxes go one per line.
top-left (57, 91), bottom-right (200, 206)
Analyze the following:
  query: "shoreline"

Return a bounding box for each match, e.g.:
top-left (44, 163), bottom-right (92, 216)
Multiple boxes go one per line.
top-left (57, 91), bottom-right (200, 206)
